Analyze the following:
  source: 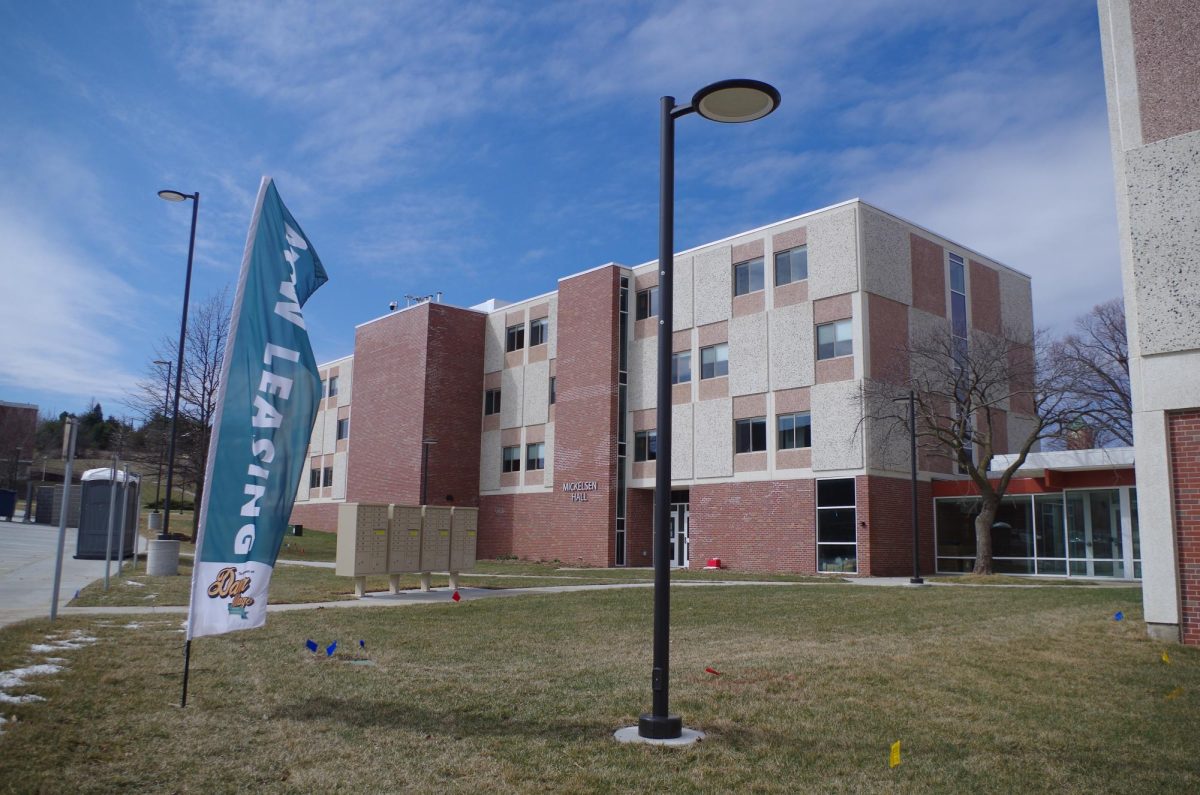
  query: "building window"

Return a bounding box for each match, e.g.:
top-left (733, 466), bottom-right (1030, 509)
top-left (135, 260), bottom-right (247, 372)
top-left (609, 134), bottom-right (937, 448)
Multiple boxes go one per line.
top-left (530, 317), bottom-right (549, 347)
top-left (484, 388), bottom-right (501, 415)
top-left (502, 446), bottom-right (521, 473)
top-left (700, 343), bottom-right (728, 379)
top-left (634, 430), bottom-right (657, 462)
top-left (735, 417), bottom-right (767, 453)
top-left (778, 412), bottom-right (811, 450)
top-left (817, 478), bottom-right (857, 573)
top-left (322, 467), bottom-right (334, 488)
top-left (327, 375), bottom-right (339, 397)
top-left (309, 468), bottom-right (320, 489)
top-left (526, 442), bottom-right (545, 471)
top-left (733, 256), bottom-right (764, 296)
top-left (336, 418), bottom-right (349, 440)
top-left (671, 351), bottom-right (691, 384)
top-left (506, 324), bottom-right (525, 352)
top-left (635, 286), bottom-right (659, 320)
top-left (548, 377), bottom-right (556, 405)
top-left (816, 319), bottom-right (853, 360)
top-left (775, 245), bottom-right (808, 286)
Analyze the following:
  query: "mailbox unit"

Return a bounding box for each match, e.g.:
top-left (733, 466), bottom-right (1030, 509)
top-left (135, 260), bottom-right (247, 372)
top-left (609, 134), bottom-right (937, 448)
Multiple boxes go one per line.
top-left (450, 507), bottom-right (478, 572)
top-left (335, 503), bottom-right (390, 577)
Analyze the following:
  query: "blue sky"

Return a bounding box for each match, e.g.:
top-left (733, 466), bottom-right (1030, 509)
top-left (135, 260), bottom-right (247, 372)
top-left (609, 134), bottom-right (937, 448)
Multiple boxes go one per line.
top-left (0, 0), bottom-right (1120, 419)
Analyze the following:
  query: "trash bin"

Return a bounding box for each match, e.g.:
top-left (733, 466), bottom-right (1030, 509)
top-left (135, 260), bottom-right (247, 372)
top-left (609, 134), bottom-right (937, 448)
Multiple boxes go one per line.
top-left (290, 523), bottom-right (303, 536)
top-left (0, 489), bottom-right (15, 521)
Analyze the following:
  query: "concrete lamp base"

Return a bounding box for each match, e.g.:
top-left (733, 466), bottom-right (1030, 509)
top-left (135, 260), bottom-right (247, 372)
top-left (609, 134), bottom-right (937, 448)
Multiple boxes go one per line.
top-left (146, 539), bottom-right (181, 576)
top-left (613, 725), bottom-right (705, 747)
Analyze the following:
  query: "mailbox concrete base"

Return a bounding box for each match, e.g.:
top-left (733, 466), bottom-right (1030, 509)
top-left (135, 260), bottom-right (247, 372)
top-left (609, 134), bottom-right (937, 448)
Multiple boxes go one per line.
top-left (146, 539), bottom-right (180, 576)
top-left (448, 572), bottom-right (460, 590)
top-left (419, 573), bottom-right (431, 592)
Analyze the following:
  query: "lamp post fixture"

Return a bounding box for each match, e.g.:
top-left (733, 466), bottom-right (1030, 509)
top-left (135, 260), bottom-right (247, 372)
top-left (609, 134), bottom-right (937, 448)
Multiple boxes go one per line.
top-left (629, 79), bottom-right (780, 744)
top-left (893, 390), bottom-right (924, 585)
top-left (420, 438), bottom-right (437, 506)
top-left (157, 189), bottom-right (199, 541)
top-left (152, 359), bottom-right (173, 518)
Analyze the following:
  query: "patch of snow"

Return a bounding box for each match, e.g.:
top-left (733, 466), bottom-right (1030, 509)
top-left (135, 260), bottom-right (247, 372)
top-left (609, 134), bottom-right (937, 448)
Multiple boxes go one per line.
top-left (122, 623), bottom-right (144, 630)
top-left (0, 665), bottom-right (64, 689)
top-left (125, 581), bottom-right (145, 588)
top-left (0, 693), bottom-right (45, 704)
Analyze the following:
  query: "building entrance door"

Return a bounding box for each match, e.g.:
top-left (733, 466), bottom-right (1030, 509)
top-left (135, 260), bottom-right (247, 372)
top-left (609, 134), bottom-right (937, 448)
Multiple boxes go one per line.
top-left (669, 502), bottom-right (689, 568)
top-left (1066, 489), bottom-right (1123, 577)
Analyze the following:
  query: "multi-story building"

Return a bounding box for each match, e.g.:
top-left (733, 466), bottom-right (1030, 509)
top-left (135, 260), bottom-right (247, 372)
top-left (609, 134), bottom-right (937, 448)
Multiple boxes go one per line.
top-left (1098, 0), bottom-right (1200, 644)
top-left (290, 198), bottom-right (1035, 575)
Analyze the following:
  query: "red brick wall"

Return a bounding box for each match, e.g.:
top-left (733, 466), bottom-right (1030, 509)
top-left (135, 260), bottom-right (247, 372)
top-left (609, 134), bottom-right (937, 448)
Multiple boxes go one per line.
top-left (689, 480), bottom-right (817, 573)
top-left (345, 306), bottom-right (430, 504)
top-left (476, 266), bottom-right (622, 567)
top-left (969, 259), bottom-right (1001, 335)
top-left (288, 502), bottom-right (340, 534)
top-left (422, 304), bottom-right (485, 507)
top-left (626, 487), bottom-right (654, 567)
top-left (1169, 410), bottom-right (1200, 646)
top-left (910, 234), bottom-right (945, 317)
top-left (867, 293), bottom-right (910, 384)
top-left (859, 475), bottom-right (936, 577)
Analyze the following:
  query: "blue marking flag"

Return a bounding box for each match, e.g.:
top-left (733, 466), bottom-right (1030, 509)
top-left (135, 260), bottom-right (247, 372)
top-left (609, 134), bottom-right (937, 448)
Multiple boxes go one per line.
top-left (359, 639), bottom-right (365, 649)
top-left (185, 177), bottom-right (328, 640)
top-left (326, 640), bottom-right (338, 657)
top-left (1114, 611), bottom-right (1124, 621)
top-left (305, 639), bottom-right (318, 653)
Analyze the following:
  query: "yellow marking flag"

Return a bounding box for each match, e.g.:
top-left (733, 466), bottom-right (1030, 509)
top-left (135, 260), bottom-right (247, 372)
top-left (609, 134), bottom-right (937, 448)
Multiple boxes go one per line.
top-left (1166, 687), bottom-right (1184, 701)
top-left (889, 740), bottom-right (901, 768)
top-left (1162, 650), bottom-right (1171, 664)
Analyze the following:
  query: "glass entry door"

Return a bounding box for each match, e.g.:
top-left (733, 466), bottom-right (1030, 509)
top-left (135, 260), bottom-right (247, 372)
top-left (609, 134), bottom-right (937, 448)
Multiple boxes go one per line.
top-left (669, 502), bottom-right (689, 568)
top-left (1066, 489), bottom-right (1123, 577)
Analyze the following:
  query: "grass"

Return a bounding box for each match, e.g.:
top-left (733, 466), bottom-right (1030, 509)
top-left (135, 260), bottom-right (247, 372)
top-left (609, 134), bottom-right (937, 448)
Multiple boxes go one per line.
top-left (1, 583), bottom-right (1194, 792)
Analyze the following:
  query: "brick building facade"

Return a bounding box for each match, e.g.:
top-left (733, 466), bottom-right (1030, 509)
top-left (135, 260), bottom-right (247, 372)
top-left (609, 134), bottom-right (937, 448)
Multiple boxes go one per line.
top-left (292, 199), bottom-right (1037, 577)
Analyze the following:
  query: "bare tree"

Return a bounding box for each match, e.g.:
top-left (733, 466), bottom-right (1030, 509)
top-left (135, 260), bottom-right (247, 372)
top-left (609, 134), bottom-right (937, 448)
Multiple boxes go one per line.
top-left (1047, 298), bottom-right (1131, 447)
top-left (127, 287), bottom-right (231, 540)
top-left (864, 325), bottom-right (1089, 575)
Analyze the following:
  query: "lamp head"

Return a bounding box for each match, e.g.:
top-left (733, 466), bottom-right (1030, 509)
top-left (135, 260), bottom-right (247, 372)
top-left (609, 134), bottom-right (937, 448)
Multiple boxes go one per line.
top-left (157, 189), bottom-right (191, 202)
top-left (692, 79), bottom-right (781, 123)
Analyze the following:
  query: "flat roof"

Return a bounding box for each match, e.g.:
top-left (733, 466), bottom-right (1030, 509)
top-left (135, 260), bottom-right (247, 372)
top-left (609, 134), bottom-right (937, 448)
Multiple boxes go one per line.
top-left (989, 447), bottom-right (1135, 475)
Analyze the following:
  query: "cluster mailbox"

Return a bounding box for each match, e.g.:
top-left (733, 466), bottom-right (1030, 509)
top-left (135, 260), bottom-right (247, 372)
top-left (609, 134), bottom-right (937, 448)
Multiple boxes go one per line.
top-left (336, 503), bottom-right (478, 596)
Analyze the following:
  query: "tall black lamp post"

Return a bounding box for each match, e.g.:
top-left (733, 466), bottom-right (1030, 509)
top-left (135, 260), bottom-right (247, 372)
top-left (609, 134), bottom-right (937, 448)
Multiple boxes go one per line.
top-left (152, 359), bottom-right (173, 515)
top-left (420, 438), bottom-right (437, 505)
top-left (635, 79), bottom-right (781, 743)
top-left (157, 189), bottom-right (199, 540)
top-left (894, 390), bottom-right (924, 585)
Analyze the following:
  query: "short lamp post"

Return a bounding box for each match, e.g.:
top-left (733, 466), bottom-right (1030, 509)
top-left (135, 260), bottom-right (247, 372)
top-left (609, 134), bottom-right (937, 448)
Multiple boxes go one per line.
top-left (894, 390), bottom-right (924, 585)
top-left (420, 438), bottom-right (437, 506)
top-left (157, 189), bottom-right (199, 541)
top-left (622, 79), bottom-right (781, 745)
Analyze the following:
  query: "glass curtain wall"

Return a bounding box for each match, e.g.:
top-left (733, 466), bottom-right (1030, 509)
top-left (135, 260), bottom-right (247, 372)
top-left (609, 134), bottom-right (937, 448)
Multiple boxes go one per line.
top-left (935, 487), bottom-right (1140, 578)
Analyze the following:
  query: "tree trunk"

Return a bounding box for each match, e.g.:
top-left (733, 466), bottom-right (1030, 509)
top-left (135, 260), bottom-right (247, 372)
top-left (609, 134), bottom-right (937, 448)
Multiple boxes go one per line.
top-left (972, 495), bottom-right (1000, 575)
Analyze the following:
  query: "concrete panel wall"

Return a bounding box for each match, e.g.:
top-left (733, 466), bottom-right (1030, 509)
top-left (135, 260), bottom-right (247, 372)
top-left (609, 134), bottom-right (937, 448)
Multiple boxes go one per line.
top-left (1126, 131), bottom-right (1200, 356)
top-left (500, 368), bottom-right (523, 429)
top-left (693, 397), bottom-right (733, 478)
top-left (333, 451), bottom-right (348, 499)
top-left (811, 380), bottom-right (863, 470)
top-left (628, 336), bottom-right (656, 411)
top-left (337, 360), bottom-right (353, 405)
top-left (808, 206), bottom-right (859, 300)
top-left (674, 255), bottom-right (694, 331)
top-left (546, 296), bottom-right (559, 359)
top-left (769, 302), bottom-right (814, 390)
top-left (480, 429), bottom-right (501, 491)
top-left (1006, 412), bottom-right (1039, 455)
top-left (998, 270), bottom-right (1034, 340)
top-left (729, 311), bottom-right (769, 396)
top-left (544, 422), bottom-right (555, 485)
top-left (523, 359), bottom-right (550, 426)
top-left (672, 402), bottom-right (694, 480)
top-left (860, 207), bottom-right (913, 305)
top-left (693, 246), bottom-right (732, 327)
top-left (484, 312), bottom-right (505, 373)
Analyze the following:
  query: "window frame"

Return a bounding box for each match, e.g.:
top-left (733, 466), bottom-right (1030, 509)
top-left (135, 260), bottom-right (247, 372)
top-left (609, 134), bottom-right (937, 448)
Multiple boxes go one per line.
top-left (774, 245), bottom-right (808, 286)
top-left (634, 429), bottom-right (657, 462)
top-left (733, 256), bottom-right (765, 297)
top-left (548, 376), bottom-right (556, 405)
top-left (309, 468), bottom-right (321, 489)
top-left (529, 317), bottom-right (549, 347)
top-left (484, 388), bottom-right (502, 416)
top-left (700, 343), bottom-right (729, 380)
top-left (816, 477), bottom-right (857, 573)
top-left (336, 417), bottom-right (350, 441)
top-left (735, 417), bottom-right (768, 454)
top-left (671, 351), bottom-right (692, 384)
top-left (816, 318), bottom-right (853, 360)
top-left (635, 286), bottom-right (659, 320)
top-left (502, 445), bottom-right (522, 473)
top-left (777, 411), bottom-right (812, 450)
top-left (327, 375), bottom-right (339, 398)
top-left (505, 323), bottom-right (525, 353)
top-left (322, 466), bottom-right (334, 488)
top-left (526, 442), bottom-right (546, 471)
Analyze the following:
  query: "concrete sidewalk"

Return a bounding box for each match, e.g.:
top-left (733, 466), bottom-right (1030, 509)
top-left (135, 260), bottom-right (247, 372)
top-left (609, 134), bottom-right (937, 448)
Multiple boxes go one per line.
top-left (0, 519), bottom-right (138, 629)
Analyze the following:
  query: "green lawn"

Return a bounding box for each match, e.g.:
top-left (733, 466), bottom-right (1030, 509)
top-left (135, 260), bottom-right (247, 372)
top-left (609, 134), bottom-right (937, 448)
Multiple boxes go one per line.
top-left (4, 582), bottom-right (1195, 792)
